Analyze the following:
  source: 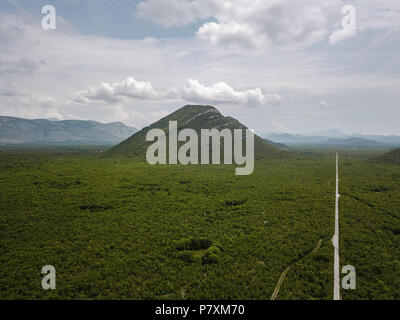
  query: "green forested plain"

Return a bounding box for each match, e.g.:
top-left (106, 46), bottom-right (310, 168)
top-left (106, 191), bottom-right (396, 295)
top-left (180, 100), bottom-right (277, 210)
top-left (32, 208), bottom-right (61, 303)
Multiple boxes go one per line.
top-left (340, 152), bottom-right (400, 299)
top-left (0, 147), bottom-right (399, 299)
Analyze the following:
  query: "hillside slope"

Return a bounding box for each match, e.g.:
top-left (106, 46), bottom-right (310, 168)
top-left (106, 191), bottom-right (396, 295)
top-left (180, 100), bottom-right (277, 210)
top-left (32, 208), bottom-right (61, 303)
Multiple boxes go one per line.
top-left (0, 116), bottom-right (137, 145)
top-left (377, 148), bottom-right (400, 164)
top-left (107, 105), bottom-right (283, 159)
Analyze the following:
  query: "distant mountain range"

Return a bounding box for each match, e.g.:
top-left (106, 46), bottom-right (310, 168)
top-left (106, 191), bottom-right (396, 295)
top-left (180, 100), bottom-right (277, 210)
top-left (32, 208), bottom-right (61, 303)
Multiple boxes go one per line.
top-left (265, 130), bottom-right (400, 148)
top-left (3, 114), bottom-right (399, 150)
top-left (0, 116), bottom-right (137, 145)
top-left (106, 105), bottom-right (285, 159)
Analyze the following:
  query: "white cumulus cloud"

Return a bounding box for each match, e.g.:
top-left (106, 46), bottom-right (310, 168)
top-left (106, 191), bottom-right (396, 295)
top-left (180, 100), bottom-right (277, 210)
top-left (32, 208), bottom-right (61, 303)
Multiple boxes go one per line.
top-left (138, 0), bottom-right (332, 49)
top-left (197, 21), bottom-right (266, 49)
top-left (182, 79), bottom-right (280, 108)
top-left (199, 1), bottom-right (329, 49)
top-left (137, 0), bottom-right (400, 48)
top-left (74, 77), bottom-right (159, 103)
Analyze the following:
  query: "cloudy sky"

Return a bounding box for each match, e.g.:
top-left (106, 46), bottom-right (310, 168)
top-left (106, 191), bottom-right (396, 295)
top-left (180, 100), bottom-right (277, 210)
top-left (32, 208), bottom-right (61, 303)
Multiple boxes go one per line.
top-left (1, 0), bottom-right (400, 135)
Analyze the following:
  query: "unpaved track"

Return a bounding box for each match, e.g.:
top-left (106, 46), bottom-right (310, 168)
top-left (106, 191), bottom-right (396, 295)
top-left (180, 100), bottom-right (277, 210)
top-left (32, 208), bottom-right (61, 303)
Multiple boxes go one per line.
top-left (271, 239), bottom-right (322, 300)
top-left (332, 152), bottom-right (340, 300)
top-left (272, 153), bottom-right (340, 300)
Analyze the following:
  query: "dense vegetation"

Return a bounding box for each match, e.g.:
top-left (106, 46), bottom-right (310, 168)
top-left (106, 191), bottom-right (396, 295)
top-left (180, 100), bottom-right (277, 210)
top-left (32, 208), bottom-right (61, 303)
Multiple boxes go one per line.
top-left (377, 148), bottom-right (400, 165)
top-left (0, 147), bottom-right (399, 299)
top-left (0, 147), bottom-right (334, 299)
top-left (340, 151), bottom-right (400, 299)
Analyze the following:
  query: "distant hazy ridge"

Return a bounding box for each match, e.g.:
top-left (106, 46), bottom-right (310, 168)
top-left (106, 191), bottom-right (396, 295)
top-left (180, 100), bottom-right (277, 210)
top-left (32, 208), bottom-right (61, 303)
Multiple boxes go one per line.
top-left (0, 116), bottom-right (137, 145)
